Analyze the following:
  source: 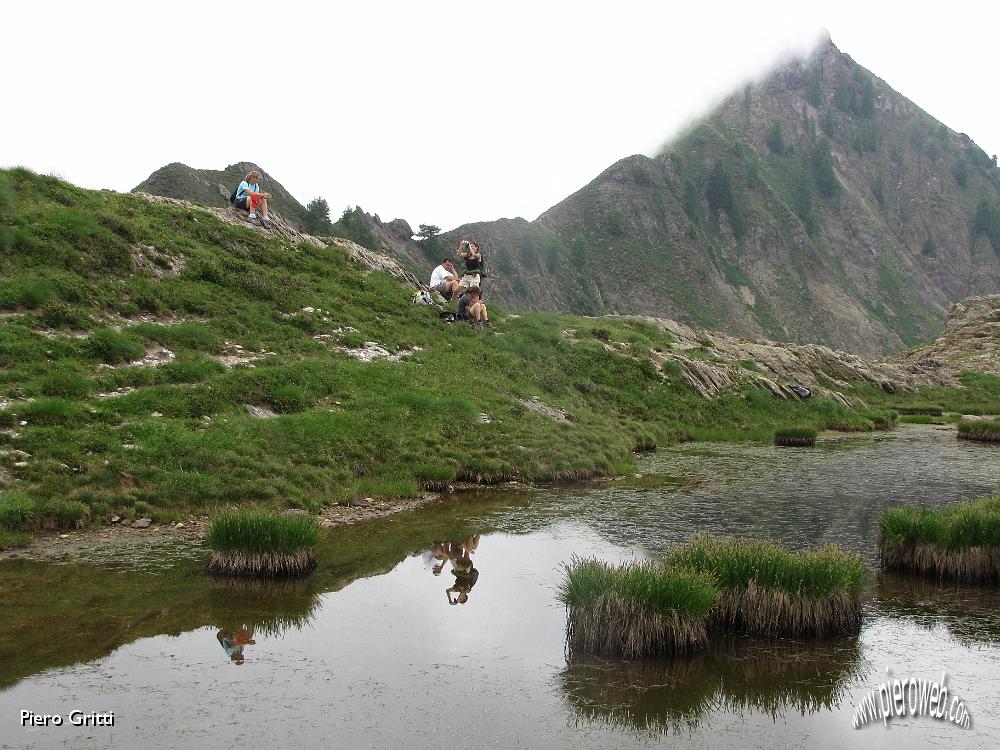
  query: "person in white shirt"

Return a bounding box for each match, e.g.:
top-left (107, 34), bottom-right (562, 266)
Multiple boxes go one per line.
top-left (429, 258), bottom-right (461, 301)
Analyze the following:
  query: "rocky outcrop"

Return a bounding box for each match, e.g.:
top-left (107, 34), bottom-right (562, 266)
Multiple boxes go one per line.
top-left (613, 297), bottom-right (994, 403)
top-left (888, 294), bottom-right (1000, 376)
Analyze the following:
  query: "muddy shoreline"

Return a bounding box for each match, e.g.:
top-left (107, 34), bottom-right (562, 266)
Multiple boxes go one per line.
top-left (0, 483), bottom-right (546, 563)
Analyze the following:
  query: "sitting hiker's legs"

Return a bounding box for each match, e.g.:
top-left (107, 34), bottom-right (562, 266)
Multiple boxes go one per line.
top-left (259, 197), bottom-right (269, 220)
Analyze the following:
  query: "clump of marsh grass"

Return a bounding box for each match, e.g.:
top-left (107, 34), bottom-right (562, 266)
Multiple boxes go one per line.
top-left (879, 496), bottom-right (1000, 582)
top-left (773, 427), bottom-right (817, 447)
top-left (667, 535), bottom-right (866, 637)
top-left (893, 403), bottom-right (944, 416)
top-left (867, 409), bottom-right (898, 430)
top-left (206, 510), bottom-right (319, 578)
top-left (559, 558), bottom-right (718, 657)
top-left (956, 418), bottom-right (1000, 443)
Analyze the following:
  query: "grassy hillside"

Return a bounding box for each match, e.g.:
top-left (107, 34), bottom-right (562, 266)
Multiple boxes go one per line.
top-left (0, 168), bottom-right (992, 542)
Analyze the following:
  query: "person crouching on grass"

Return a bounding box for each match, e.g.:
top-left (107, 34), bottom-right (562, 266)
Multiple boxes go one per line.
top-left (457, 287), bottom-right (491, 328)
top-left (235, 170), bottom-right (271, 226)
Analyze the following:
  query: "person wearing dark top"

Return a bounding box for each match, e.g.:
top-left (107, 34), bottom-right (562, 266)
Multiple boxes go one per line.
top-left (457, 239), bottom-right (482, 293)
top-left (456, 287), bottom-right (491, 327)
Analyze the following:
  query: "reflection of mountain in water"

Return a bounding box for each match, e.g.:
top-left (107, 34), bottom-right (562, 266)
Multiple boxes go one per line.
top-left (874, 572), bottom-right (1000, 647)
top-left (560, 635), bottom-right (864, 735)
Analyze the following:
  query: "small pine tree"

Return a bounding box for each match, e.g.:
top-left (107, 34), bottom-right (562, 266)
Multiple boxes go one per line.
top-left (806, 66), bottom-right (823, 107)
top-left (811, 137), bottom-right (840, 197)
top-left (681, 177), bottom-right (704, 224)
top-left (303, 197), bottom-right (333, 235)
top-left (972, 199), bottom-right (1000, 253)
top-left (765, 121), bottom-right (785, 155)
top-left (872, 174), bottom-right (885, 209)
top-left (860, 76), bottom-right (876, 118)
top-left (416, 224), bottom-right (441, 240)
top-left (705, 161), bottom-right (744, 238)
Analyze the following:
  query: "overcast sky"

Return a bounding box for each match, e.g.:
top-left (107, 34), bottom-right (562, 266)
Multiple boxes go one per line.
top-left (3, 2), bottom-right (998, 231)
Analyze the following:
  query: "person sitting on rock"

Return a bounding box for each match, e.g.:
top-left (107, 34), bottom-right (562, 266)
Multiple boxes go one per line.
top-left (429, 258), bottom-right (461, 301)
top-left (457, 287), bottom-right (491, 327)
top-left (457, 239), bottom-right (483, 293)
top-left (234, 170), bottom-right (271, 226)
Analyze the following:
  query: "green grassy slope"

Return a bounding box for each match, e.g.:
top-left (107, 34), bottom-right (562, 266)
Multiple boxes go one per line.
top-left (0, 167), bottom-right (993, 537)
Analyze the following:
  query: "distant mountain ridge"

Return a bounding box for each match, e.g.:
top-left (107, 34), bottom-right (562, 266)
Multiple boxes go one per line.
top-left (426, 36), bottom-right (1000, 355)
top-left (133, 161), bottom-right (310, 230)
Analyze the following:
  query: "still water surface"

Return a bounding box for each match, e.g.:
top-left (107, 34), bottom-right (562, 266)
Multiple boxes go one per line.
top-left (1, 425), bottom-right (999, 748)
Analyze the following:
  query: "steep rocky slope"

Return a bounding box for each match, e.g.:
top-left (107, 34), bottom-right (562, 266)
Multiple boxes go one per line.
top-left (439, 36), bottom-right (1000, 355)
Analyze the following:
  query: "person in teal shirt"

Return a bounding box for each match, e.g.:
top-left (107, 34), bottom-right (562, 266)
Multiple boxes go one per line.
top-left (234, 169), bottom-right (271, 225)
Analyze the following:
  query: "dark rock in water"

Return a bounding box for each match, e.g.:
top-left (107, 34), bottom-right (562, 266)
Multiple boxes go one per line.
top-left (131, 518), bottom-right (152, 529)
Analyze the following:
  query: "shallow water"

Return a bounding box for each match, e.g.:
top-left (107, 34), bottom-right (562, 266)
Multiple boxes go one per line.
top-left (2, 425), bottom-right (999, 749)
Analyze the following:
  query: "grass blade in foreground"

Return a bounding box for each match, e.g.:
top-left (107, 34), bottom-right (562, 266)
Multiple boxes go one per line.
top-left (206, 510), bottom-right (319, 578)
top-left (878, 496), bottom-right (1000, 582)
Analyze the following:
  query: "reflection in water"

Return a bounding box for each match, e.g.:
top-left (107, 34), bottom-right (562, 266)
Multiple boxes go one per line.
top-left (208, 577), bottom-right (321, 663)
top-left (875, 571), bottom-right (1000, 646)
top-left (561, 635), bottom-right (865, 735)
top-left (3, 427), bottom-right (1000, 749)
top-left (424, 535), bottom-right (482, 605)
top-left (217, 626), bottom-right (256, 664)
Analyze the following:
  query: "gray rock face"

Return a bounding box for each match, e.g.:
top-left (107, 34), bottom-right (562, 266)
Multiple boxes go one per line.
top-left (131, 518), bottom-right (152, 529)
top-left (888, 294), bottom-right (1000, 377)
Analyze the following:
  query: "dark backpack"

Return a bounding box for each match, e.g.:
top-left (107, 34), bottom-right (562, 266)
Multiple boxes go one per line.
top-left (229, 186), bottom-right (239, 205)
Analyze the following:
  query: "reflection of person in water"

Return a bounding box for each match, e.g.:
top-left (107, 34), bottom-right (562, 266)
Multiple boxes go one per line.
top-left (428, 541), bottom-right (450, 576)
top-left (424, 535), bottom-right (482, 604)
top-left (447, 565), bottom-right (480, 605)
top-left (216, 626), bottom-right (256, 664)
top-left (446, 535), bottom-right (481, 605)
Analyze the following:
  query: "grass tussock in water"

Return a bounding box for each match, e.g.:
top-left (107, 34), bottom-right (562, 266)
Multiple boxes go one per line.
top-left (773, 427), bottom-right (817, 447)
top-left (559, 559), bottom-right (717, 657)
top-left (560, 537), bottom-right (865, 655)
top-left (206, 510), bottom-right (319, 577)
top-left (879, 496), bottom-right (1000, 582)
top-left (667, 535), bottom-right (866, 636)
top-left (956, 418), bottom-right (1000, 443)
top-left (892, 403), bottom-right (944, 416)
top-left (866, 409), bottom-right (898, 430)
